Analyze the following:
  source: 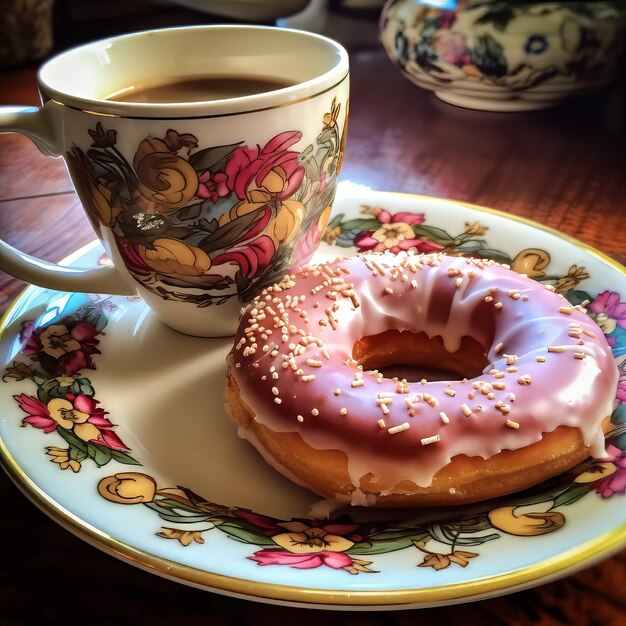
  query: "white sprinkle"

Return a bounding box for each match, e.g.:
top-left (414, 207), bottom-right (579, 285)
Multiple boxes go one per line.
top-left (340, 408), bottom-right (348, 416)
top-left (574, 352), bottom-right (586, 360)
top-left (444, 388), bottom-right (456, 397)
top-left (381, 404), bottom-right (390, 415)
top-left (421, 434), bottom-right (440, 446)
top-left (517, 375), bottom-right (532, 385)
top-left (582, 329), bottom-right (596, 339)
top-left (334, 389), bottom-right (342, 396)
top-left (297, 415), bottom-right (304, 422)
top-left (506, 419), bottom-right (520, 429)
top-left (306, 359), bottom-right (323, 368)
top-left (559, 306), bottom-right (573, 315)
top-left (388, 422), bottom-right (410, 434)
top-left (377, 419), bottom-right (386, 429)
top-left (410, 280), bottom-right (418, 289)
top-left (301, 375), bottom-right (316, 382)
top-left (439, 411), bottom-right (450, 424)
top-left (536, 356), bottom-right (546, 363)
top-left (548, 346), bottom-right (564, 353)
top-left (494, 342), bottom-right (504, 354)
top-left (461, 403), bottom-right (473, 417)
top-left (351, 380), bottom-right (364, 387)
top-left (311, 408), bottom-right (319, 416)
top-left (384, 287), bottom-right (394, 295)
top-left (271, 387), bottom-right (279, 396)
top-left (274, 398), bottom-right (282, 405)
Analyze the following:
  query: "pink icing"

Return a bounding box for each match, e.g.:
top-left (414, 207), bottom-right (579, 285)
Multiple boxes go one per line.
top-left (229, 253), bottom-right (618, 498)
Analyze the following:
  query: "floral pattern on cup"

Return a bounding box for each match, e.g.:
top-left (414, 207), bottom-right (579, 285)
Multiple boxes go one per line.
top-left (4, 204), bottom-right (625, 575)
top-left (380, 0), bottom-right (626, 102)
top-left (66, 98), bottom-right (346, 307)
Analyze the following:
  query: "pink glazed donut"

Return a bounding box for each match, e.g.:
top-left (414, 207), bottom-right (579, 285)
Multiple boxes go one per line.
top-left (225, 253), bottom-right (618, 507)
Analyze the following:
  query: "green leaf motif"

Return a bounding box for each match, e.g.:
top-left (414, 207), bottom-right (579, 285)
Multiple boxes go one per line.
top-left (338, 218), bottom-right (381, 232)
top-left (56, 427), bottom-right (88, 454)
top-left (109, 448), bottom-right (142, 466)
top-left (474, 7), bottom-right (515, 32)
top-left (412, 224), bottom-right (455, 244)
top-left (470, 34), bottom-right (508, 78)
top-left (552, 484), bottom-right (591, 509)
top-left (566, 289), bottom-right (593, 307)
top-left (198, 207), bottom-right (265, 254)
top-left (351, 533), bottom-right (429, 555)
top-left (87, 442), bottom-right (113, 467)
top-left (189, 142), bottom-right (243, 173)
top-left (217, 522), bottom-right (276, 546)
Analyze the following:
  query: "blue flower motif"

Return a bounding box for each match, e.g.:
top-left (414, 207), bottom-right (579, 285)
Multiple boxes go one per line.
top-left (524, 35), bottom-right (549, 55)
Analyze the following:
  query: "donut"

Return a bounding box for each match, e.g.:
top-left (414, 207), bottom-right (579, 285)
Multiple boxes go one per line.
top-left (225, 252), bottom-right (618, 507)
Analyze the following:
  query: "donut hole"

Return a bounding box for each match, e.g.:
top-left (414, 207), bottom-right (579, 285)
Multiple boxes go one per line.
top-left (353, 329), bottom-right (489, 382)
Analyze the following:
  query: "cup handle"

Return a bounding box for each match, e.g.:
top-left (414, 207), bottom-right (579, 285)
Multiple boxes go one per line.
top-left (0, 105), bottom-right (134, 295)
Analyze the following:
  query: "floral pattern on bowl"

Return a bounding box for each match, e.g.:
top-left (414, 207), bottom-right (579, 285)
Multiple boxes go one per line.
top-left (379, 0), bottom-right (626, 111)
top-left (3, 201), bottom-right (625, 579)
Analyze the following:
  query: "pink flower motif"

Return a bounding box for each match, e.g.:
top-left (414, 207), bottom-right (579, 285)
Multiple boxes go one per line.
top-left (355, 230), bottom-right (444, 255)
top-left (225, 131), bottom-right (305, 203)
top-left (20, 321), bottom-right (101, 375)
top-left (588, 291), bottom-right (626, 329)
top-left (593, 444), bottom-right (626, 498)
top-left (377, 210), bottom-right (425, 226)
top-left (618, 381), bottom-right (626, 404)
top-left (212, 235), bottom-right (275, 279)
top-left (249, 548), bottom-right (354, 570)
top-left (432, 31), bottom-right (471, 66)
top-left (14, 392), bottom-right (129, 451)
top-left (197, 170), bottom-right (230, 202)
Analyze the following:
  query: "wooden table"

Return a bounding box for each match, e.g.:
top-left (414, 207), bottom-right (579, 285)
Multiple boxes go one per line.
top-left (1, 47), bottom-right (625, 625)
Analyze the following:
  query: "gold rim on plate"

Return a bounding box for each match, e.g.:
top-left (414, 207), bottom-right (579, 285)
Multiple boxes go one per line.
top-left (1, 195), bottom-right (625, 608)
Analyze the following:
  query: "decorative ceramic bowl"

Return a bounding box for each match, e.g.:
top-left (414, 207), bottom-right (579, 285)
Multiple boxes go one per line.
top-left (379, 0), bottom-right (626, 111)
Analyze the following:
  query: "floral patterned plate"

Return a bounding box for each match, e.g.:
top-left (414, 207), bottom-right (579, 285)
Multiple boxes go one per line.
top-left (1, 183), bottom-right (625, 610)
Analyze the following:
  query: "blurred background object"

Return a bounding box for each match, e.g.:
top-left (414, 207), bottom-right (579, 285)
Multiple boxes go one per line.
top-left (0, 0), bottom-right (55, 67)
top-left (380, 0), bottom-right (626, 111)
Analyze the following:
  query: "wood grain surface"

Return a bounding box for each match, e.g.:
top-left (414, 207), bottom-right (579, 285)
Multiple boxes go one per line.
top-left (0, 46), bottom-right (625, 626)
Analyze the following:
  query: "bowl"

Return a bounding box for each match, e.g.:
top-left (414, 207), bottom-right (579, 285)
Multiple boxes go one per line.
top-left (379, 0), bottom-right (626, 111)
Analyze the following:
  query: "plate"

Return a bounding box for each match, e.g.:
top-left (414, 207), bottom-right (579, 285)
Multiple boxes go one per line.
top-left (1, 183), bottom-right (625, 610)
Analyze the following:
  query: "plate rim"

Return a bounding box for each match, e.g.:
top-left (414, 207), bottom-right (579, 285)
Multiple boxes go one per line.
top-left (1, 193), bottom-right (625, 608)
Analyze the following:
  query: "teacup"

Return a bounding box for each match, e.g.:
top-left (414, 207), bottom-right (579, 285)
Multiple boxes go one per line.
top-left (0, 25), bottom-right (349, 336)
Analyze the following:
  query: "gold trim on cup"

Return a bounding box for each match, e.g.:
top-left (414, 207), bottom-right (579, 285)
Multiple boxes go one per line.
top-left (42, 73), bottom-right (350, 120)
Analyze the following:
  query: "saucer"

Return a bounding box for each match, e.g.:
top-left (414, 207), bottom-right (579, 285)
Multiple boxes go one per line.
top-left (1, 184), bottom-right (625, 610)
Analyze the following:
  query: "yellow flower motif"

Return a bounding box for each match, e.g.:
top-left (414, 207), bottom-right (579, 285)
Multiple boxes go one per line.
top-left (488, 506), bottom-right (565, 536)
top-left (360, 205), bottom-right (384, 218)
top-left (343, 558), bottom-right (377, 575)
top-left (138, 238), bottom-right (212, 276)
top-left (39, 325), bottom-right (81, 359)
top-left (98, 472), bottom-right (157, 504)
top-left (266, 200), bottom-right (305, 246)
top-left (322, 225), bottom-right (341, 245)
top-left (554, 265), bottom-right (590, 294)
top-left (271, 522), bottom-right (354, 555)
top-left (510, 248), bottom-right (551, 278)
top-left (322, 96), bottom-right (341, 127)
top-left (372, 222), bottom-right (415, 248)
top-left (575, 462), bottom-right (617, 483)
top-left (47, 397), bottom-right (89, 429)
top-left (157, 527), bottom-right (205, 546)
top-left (464, 221), bottom-right (488, 236)
top-left (418, 550), bottom-right (478, 570)
top-left (133, 137), bottom-right (199, 212)
top-left (593, 312), bottom-right (617, 335)
top-left (46, 446), bottom-right (81, 472)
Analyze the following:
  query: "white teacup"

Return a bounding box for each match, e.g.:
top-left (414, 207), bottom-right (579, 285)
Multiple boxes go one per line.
top-left (0, 25), bottom-right (349, 336)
